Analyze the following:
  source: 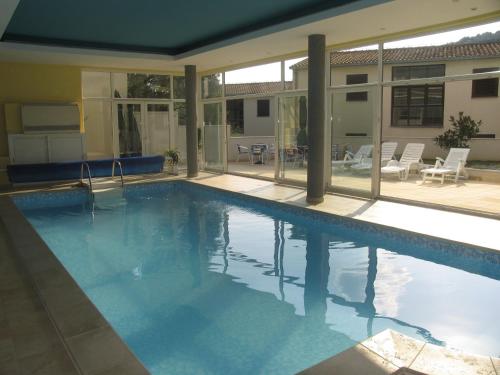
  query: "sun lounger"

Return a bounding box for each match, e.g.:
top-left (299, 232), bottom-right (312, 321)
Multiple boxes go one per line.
top-left (381, 143), bottom-right (425, 180)
top-left (421, 148), bottom-right (470, 184)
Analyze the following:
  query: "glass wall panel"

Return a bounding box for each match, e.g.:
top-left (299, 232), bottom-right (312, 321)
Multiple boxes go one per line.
top-left (330, 86), bottom-right (375, 194)
top-left (277, 95), bottom-right (307, 182)
top-left (117, 103), bottom-right (143, 157)
top-left (203, 102), bottom-right (226, 171)
top-left (145, 104), bottom-right (170, 156)
top-left (82, 72), bottom-right (111, 98)
top-left (174, 102), bottom-right (187, 169)
top-left (173, 76), bottom-right (185, 99)
top-left (225, 62), bottom-right (281, 96)
top-left (83, 100), bottom-right (113, 159)
top-left (113, 73), bottom-right (171, 99)
top-left (285, 57), bottom-right (307, 90)
top-left (201, 73), bottom-right (223, 99)
top-left (380, 22), bottom-right (500, 215)
top-left (224, 62), bottom-right (280, 177)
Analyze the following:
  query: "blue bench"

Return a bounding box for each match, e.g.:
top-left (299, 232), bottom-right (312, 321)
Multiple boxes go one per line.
top-left (7, 155), bottom-right (165, 184)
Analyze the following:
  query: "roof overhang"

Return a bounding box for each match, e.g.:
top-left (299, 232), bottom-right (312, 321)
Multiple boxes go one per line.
top-left (0, 0), bottom-right (498, 72)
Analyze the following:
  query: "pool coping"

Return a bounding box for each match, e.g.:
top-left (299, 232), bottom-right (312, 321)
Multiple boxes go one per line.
top-left (0, 177), bottom-right (498, 375)
top-left (0, 196), bottom-right (150, 375)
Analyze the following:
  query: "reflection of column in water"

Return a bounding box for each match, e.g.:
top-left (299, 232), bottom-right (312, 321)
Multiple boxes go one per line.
top-left (272, 220), bottom-right (286, 301)
top-left (364, 246), bottom-right (378, 337)
top-left (304, 230), bottom-right (330, 322)
top-left (222, 211), bottom-right (229, 274)
top-left (187, 204), bottom-right (201, 287)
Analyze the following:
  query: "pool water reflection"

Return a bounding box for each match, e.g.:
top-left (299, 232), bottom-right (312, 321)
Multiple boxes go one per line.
top-left (15, 183), bottom-right (500, 374)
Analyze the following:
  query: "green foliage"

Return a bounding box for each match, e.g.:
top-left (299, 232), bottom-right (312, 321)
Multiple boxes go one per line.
top-left (296, 128), bottom-right (308, 146)
top-left (164, 149), bottom-right (180, 164)
top-left (127, 74), bottom-right (170, 99)
top-left (434, 112), bottom-right (482, 150)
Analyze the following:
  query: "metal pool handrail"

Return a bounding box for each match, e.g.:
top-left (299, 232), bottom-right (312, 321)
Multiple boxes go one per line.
top-left (80, 162), bottom-right (93, 194)
top-left (111, 160), bottom-right (124, 187)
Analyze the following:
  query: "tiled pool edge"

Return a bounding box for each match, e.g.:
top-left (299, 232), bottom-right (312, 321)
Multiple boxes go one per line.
top-left (0, 196), bottom-right (150, 375)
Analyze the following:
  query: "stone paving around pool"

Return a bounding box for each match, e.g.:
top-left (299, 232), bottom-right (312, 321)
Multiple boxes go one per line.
top-left (299, 329), bottom-right (500, 375)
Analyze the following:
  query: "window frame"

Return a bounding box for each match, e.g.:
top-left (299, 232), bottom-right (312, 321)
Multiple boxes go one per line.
top-left (257, 99), bottom-right (270, 117)
top-left (391, 64), bottom-right (446, 128)
top-left (471, 67), bottom-right (499, 98)
top-left (345, 73), bottom-right (369, 102)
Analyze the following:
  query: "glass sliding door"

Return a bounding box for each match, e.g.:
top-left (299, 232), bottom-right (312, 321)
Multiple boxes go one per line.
top-left (277, 94), bottom-right (308, 183)
top-left (116, 102), bottom-right (143, 157)
top-left (145, 103), bottom-right (170, 156)
top-left (203, 101), bottom-right (227, 171)
top-left (330, 86), bottom-right (376, 195)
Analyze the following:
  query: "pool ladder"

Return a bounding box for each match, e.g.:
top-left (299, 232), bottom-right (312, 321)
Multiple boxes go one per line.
top-left (111, 160), bottom-right (124, 188)
top-left (80, 162), bottom-right (94, 196)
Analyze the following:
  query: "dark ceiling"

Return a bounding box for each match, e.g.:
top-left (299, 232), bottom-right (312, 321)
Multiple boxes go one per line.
top-left (2, 0), bottom-right (361, 55)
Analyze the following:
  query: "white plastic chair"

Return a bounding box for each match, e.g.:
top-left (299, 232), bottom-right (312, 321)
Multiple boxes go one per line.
top-left (421, 148), bottom-right (470, 184)
top-left (236, 144), bottom-right (250, 163)
top-left (381, 143), bottom-right (425, 180)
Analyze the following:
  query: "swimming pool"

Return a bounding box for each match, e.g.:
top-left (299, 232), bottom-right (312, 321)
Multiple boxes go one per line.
top-left (14, 181), bottom-right (500, 374)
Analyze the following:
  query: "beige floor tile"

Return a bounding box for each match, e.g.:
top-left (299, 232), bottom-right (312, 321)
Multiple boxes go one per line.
top-left (66, 327), bottom-right (146, 375)
top-left (410, 343), bottom-right (496, 375)
top-left (298, 344), bottom-right (398, 375)
top-left (361, 329), bottom-right (425, 368)
top-left (17, 348), bottom-right (79, 375)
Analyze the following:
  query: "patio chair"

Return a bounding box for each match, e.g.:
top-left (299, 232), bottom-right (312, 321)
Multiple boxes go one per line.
top-left (381, 143), bottom-right (425, 180)
top-left (236, 144), bottom-right (250, 163)
top-left (421, 148), bottom-right (470, 184)
top-left (332, 144), bottom-right (373, 168)
top-left (351, 142), bottom-right (398, 171)
top-left (266, 143), bottom-right (276, 162)
top-left (284, 146), bottom-right (301, 168)
top-left (250, 144), bottom-right (267, 164)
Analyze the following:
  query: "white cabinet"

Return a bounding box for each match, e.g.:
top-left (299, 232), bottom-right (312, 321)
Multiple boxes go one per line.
top-left (8, 134), bottom-right (86, 164)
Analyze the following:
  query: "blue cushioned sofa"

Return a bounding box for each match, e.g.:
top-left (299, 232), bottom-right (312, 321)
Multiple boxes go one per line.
top-left (7, 155), bottom-right (165, 184)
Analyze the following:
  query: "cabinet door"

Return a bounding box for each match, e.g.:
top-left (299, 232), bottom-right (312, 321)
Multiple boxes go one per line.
top-left (9, 135), bottom-right (48, 164)
top-left (48, 135), bottom-right (85, 162)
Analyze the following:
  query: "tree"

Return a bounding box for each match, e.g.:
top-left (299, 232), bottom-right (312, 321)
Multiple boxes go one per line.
top-left (434, 112), bottom-right (482, 150)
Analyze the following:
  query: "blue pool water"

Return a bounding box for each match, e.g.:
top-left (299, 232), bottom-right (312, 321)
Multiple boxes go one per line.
top-left (15, 182), bottom-right (500, 374)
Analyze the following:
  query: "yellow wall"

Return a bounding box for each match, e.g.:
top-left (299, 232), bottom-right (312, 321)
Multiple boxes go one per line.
top-left (0, 62), bottom-right (82, 159)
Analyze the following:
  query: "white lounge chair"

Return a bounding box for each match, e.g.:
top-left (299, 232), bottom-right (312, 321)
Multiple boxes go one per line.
top-left (332, 144), bottom-right (373, 168)
top-left (351, 142), bottom-right (398, 171)
top-left (381, 143), bottom-right (425, 180)
top-left (421, 148), bottom-right (470, 184)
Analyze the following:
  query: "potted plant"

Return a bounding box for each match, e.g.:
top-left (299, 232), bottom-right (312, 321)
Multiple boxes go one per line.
top-left (164, 149), bottom-right (180, 175)
top-left (434, 112), bottom-right (482, 150)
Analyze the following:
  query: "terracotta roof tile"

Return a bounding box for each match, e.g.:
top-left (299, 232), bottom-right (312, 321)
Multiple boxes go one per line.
top-left (291, 42), bottom-right (500, 69)
top-left (224, 81), bottom-right (293, 96)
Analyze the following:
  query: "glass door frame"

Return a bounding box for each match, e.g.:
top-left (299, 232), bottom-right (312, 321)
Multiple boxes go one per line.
top-left (201, 99), bottom-right (228, 173)
top-left (112, 100), bottom-right (144, 158)
top-left (275, 90), bottom-right (308, 186)
top-left (113, 99), bottom-right (178, 158)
